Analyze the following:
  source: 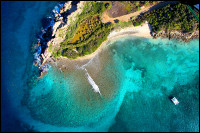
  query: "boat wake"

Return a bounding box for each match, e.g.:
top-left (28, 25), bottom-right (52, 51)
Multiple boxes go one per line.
top-left (78, 56), bottom-right (102, 96)
top-left (84, 68), bottom-right (102, 96)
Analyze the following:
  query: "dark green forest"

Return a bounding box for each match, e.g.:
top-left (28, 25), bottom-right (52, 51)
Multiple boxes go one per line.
top-left (133, 3), bottom-right (199, 33)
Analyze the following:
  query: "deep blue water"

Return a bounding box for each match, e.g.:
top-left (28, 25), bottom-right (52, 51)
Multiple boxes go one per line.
top-left (1, 1), bottom-right (199, 132)
top-left (1, 1), bottom-right (59, 132)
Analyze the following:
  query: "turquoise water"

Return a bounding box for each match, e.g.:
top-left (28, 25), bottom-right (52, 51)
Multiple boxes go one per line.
top-left (107, 37), bottom-right (199, 132)
top-left (1, 1), bottom-right (199, 132)
top-left (22, 37), bottom-right (199, 132)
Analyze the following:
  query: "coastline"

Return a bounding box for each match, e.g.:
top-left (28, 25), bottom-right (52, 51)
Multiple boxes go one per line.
top-left (39, 23), bottom-right (153, 77)
top-left (59, 23), bottom-right (152, 61)
top-left (152, 30), bottom-right (199, 42)
top-left (13, 2), bottom-right (199, 131)
top-left (36, 1), bottom-right (85, 69)
top-left (41, 23), bottom-right (152, 76)
top-left (37, 1), bottom-right (199, 77)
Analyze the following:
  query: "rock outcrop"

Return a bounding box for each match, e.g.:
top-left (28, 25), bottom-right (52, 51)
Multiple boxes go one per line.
top-left (152, 30), bottom-right (199, 42)
top-left (37, 1), bottom-right (86, 78)
top-left (60, 1), bottom-right (72, 14)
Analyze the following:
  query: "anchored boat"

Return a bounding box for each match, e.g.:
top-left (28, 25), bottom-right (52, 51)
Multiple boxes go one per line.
top-left (171, 97), bottom-right (179, 105)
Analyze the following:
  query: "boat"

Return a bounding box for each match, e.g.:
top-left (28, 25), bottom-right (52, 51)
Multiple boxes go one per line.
top-left (171, 97), bottom-right (179, 105)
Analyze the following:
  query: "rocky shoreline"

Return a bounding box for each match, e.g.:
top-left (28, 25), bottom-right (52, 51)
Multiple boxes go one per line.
top-left (33, 1), bottom-right (71, 78)
top-left (33, 1), bottom-right (86, 78)
top-left (152, 30), bottom-right (199, 42)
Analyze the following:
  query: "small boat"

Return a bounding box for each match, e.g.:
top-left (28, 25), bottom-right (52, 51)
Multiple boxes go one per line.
top-left (171, 97), bottom-right (179, 105)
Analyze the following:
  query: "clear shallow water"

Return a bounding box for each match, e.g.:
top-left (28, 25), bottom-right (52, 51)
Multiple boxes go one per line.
top-left (107, 37), bottom-right (199, 132)
top-left (1, 1), bottom-right (199, 132)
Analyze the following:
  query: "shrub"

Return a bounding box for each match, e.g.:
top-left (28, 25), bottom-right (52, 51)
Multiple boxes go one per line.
top-left (134, 21), bottom-right (142, 26)
top-left (157, 27), bottom-right (161, 32)
top-left (114, 19), bottom-right (119, 23)
top-left (62, 48), bottom-right (79, 59)
top-left (57, 49), bottom-right (62, 57)
top-left (52, 51), bottom-right (57, 59)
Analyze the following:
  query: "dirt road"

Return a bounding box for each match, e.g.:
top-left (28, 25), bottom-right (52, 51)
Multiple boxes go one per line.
top-left (101, 1), bottom-right (179, 23)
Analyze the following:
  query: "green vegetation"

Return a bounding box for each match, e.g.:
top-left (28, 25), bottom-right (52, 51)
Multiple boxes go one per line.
top-left (132, 3), bottom-right (199, 33)
top-left (70, 16), bottom-right (101, 43)
top-left (127, 1), bottom-right (160, 13)
top-left (125, 4), bottom-right (132, 12)
top-left (55, 1), bottom-right (114, 59)
top-left (105, 2), bottom-right (112, 10)
top-left (48, 43), bottom-right (53, 52)
top-left (51, 2), bottom-right (198, 59)
top-left (56, 1), bottom-right (160, 59)
top-left (134, 21), bottom-right (142, 27)
top-left (52, 49), bottom-right (62, 59)
top-left (52, 51), bottom-right (57, 59)
top-left (114, 20), bottom-right (133, 28)
top-left (58, 29), bottom-right (64, 37)
top-left (137, 6), bottom-right (141, 11)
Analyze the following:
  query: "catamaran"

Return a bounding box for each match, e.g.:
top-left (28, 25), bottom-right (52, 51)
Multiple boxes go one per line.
top-left (171, 97), bottom-right (179, 105)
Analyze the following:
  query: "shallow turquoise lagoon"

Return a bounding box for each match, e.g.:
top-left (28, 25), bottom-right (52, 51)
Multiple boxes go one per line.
top-left (22, 37), bottom-right (199, 132)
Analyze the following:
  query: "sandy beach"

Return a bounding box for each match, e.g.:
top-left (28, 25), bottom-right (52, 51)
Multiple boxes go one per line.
top-left (50, 22), bottom-right (152, 73)
top-left (44, 2), bottom-right (153, 73)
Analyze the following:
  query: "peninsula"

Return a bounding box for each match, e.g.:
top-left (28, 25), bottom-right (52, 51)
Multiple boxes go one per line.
top-left (33, 1), bottom-right (199, 77)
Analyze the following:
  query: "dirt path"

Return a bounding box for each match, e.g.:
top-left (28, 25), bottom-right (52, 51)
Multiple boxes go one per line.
top-left (101, 1), bottom-right (179, 23)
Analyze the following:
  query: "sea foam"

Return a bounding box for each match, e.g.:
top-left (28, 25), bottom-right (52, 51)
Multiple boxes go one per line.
top-left (84, 68), bottom-right (102, 96)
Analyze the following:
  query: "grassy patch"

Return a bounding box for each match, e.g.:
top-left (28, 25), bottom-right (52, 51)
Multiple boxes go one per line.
top-left (114, 20), bottom-right (133, 28)
top-left (125, 4), bottom-right (132, 12)
top-left (48, 43), bottom-right (53, 52)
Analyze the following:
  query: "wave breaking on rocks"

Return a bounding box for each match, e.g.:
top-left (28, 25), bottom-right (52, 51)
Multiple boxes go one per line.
top-left (32, 1), bottom-right (85, 78)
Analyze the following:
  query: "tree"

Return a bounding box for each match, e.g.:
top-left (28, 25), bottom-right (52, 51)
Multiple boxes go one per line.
top-left (157, 27), bottom-right (161, 32)
top-left (145, 1), bottom-right (149, 5)
top-left (105, 3), bottom-right (112, 9)
top-left (114, 19), bottom-right (119, 23)
top-left (137, 6), bottom-right (141, 11)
